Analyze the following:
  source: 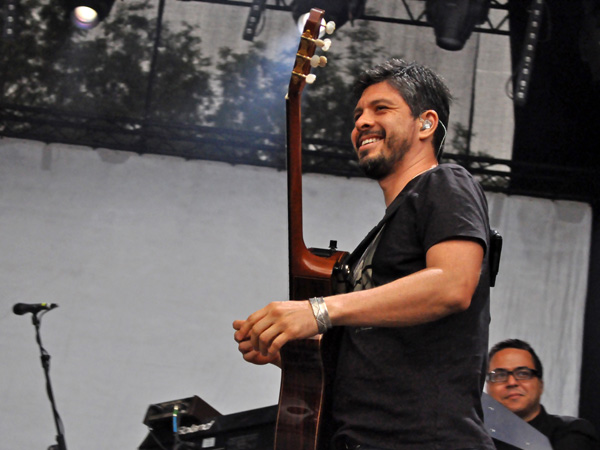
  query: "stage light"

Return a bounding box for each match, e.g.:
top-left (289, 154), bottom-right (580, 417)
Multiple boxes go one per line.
top-left (291, 0), bottom-right (366, 32)
top-left (72, 6), bottom-right (98, 28)
top-left (2, 0), bottom-right (18, 39)
top-left (425, 0), bottom-right (490, 51)
top-left (67, 0), bottom-right (116, 30)
top-left (242, 0), bottom-right (267, 41)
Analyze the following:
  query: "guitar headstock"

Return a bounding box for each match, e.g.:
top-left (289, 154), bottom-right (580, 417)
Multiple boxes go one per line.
top-left (288, 8), bottom-right (335, 96)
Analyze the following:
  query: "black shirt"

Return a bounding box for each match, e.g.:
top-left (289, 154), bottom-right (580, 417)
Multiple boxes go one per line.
top-left (331, 164), bottom-right (494, 449)
top-left (529, 405), bottom-right (599, 450)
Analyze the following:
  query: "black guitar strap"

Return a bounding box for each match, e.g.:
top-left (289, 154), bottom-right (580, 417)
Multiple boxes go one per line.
top-left (345, 192), bottom-right (502, 289)
top-left (344, 192), bottom-right (410, 272)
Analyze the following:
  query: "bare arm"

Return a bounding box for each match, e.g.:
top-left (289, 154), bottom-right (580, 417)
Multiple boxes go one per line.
top-left (233, 238), bottom-right (484, 359)
top-left (327, 239), bottom-right (484, 327)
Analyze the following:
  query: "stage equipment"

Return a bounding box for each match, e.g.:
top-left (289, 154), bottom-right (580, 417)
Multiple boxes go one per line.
top-left (14, 302), bottom-right (67, 449)
top-left (66, 0), bottom-right (116, 29)
top-left (242, 0), bottom-right (267, 41)
top-left (139, 397), bottom-right (277, 450)
top-left (13, 302), bottom-right (59, 315)
top-left (291, 0), bottom-right (366, 33)
top-left (143, 395), bottom-right (221, 429)
top-left (513, 0), bottom-right (544, 106)
top-left (2, 0), bottom-right (18, 39)
top-left (482, 392), bottom-right (552, 449)
top-left (425, 0), bottom-right (490, 51)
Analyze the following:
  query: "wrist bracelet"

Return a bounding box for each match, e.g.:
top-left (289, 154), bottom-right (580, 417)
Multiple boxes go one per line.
top-left (309, 296), bottom-right (332, 334)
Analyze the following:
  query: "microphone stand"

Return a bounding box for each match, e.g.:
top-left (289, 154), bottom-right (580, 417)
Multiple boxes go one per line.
top-left (31, 312), bottom-right (67, 450)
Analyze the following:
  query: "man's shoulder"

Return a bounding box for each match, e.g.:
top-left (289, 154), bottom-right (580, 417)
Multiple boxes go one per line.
top-left (434, 162), bottom-right (472, 174)
top-left (412, 163), bottom-right (484, 200)
top-left (547, 412), bottom-right (597, 434)
top-left (422, 163), bottom-right (478, 187)
top-left (542, 407), bottom-right (599, 447)
top-left (437, 162), bottom-right (469, 171)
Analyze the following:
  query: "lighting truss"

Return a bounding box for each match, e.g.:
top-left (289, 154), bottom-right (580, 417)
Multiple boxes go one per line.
top-left (177, 0), bottom-right (511, 35)
top-left (2, 0), bottom-right (18, 39)
top-left (242, 0), bottom-right (267, 41)
top-left (1, 103), bottom-right (598, 203)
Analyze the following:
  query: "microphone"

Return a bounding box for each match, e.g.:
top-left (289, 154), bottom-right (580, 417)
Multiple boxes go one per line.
top-left (12, 303), bottom-right (59, 316)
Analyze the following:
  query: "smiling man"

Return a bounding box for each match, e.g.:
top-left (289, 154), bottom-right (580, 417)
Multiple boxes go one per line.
top-left (234, 59), bottom-right (495, 449)
top-left (486, 339), bottom-right (599, 449)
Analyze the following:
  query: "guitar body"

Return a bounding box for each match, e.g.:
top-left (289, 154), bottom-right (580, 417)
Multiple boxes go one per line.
top-left (276, 251), bottom-right (347, 450)
top-left (274, 9), bottom-right (348, 450)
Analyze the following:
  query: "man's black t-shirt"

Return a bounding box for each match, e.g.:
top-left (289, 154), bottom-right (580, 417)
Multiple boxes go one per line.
top-left (331, 164), bottom-right (494, 449)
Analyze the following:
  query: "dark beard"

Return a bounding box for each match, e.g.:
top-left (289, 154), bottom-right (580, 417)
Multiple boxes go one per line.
top-left (359, 154), bottom-right (395, 180)
top-left (358, 137), bottom-right (409, 180)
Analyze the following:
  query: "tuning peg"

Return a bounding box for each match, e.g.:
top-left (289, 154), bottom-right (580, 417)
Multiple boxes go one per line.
top-left (316, 38), bottom-right (332, 52)
top-left (310, 55), bottom-right (328, 68)
top-left (325, 21), bottom-right (336, 35)
top-left (291, 72), bottom-right (316, 84)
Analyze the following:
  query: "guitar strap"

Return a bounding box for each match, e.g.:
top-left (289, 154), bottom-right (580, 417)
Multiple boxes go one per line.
top-left (345, 190), bottom-right (502, 289)
top-left (344, 192), bottom-right (410, 273)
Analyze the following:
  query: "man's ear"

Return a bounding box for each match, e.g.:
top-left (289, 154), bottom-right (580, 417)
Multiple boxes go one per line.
top-left (418, 110), bottom-right (439, 138)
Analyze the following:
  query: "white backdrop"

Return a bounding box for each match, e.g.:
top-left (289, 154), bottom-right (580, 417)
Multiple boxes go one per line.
top-left (0, 138), bottom-right (591, 449)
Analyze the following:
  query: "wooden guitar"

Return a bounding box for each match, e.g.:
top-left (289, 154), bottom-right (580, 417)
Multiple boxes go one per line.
top-left (274, 8), bottom-right (349, 450)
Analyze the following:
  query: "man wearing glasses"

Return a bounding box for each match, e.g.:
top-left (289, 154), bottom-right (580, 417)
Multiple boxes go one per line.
top-left (486, 339), bottom-right (599, 449)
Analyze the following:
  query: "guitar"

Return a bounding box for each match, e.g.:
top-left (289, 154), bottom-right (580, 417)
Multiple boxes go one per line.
top-left (274, 8), bottom-right (349, 450)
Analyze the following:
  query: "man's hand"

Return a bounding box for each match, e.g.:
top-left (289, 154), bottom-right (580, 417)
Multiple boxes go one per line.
top-left (234, 334), bottom-right (282, 367)
top-left (233, 300), bottom-right (319, 360)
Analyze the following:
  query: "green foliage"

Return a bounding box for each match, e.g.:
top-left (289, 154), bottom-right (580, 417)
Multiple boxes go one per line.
top-left (209, 18), bottom-right (396, 146)
top-left (450, 122), bottom-right (494, 159)
top-left (1, 0), bottom-right (397, 138)
top-left (0, 0), bottom-right (213, 122)
top-left (450, 122), bottom-right (471, 154)
top-left (303, 19), bottom-right (394, 143)
top-left (208, 42), bottom-right (293, 133)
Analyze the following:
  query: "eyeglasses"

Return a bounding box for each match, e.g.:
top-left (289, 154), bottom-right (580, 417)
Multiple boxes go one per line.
top-left (486, 367), bottom-right (540, 383)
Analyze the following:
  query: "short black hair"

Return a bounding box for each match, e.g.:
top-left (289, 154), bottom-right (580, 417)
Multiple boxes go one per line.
top-left (353, 58), bottom-right (452, 157)
top-left (488, 339), bottom-right (544, 380)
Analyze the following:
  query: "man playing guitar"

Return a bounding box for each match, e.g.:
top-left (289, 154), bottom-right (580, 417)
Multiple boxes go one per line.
top-left (234, 58), bottom-right (494, 450)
